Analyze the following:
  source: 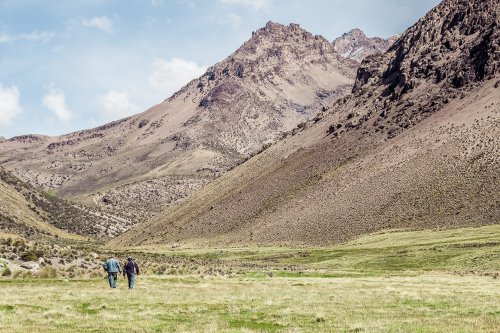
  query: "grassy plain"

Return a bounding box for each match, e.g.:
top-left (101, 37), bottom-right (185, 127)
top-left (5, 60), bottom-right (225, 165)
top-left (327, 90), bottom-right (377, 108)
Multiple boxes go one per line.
top-left (0, 225), bottom-right (499, 332)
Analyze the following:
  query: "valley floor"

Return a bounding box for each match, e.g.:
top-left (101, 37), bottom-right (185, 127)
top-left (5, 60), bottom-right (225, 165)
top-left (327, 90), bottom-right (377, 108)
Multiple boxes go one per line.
top-left (0, 273), bottom-right (498, 332)
top-left (0, 224), bottom-right (499, 332)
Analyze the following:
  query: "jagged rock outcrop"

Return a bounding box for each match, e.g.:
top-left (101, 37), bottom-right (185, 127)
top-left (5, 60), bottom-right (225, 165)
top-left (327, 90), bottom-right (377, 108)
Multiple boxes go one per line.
top-left (337, 0), bottom-right (500, 139)
top-left (353, 0), bottom-right (499, 97)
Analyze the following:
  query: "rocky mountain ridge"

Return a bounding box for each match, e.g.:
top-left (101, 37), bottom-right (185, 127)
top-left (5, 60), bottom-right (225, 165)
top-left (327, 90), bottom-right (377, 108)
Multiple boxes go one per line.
top-left (111, 0), bottom-right (500, 248)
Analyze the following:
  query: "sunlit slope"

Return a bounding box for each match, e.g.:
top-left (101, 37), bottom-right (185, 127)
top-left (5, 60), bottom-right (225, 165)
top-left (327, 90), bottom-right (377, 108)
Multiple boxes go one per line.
top-left (111, 78), bottom-right (499, 247)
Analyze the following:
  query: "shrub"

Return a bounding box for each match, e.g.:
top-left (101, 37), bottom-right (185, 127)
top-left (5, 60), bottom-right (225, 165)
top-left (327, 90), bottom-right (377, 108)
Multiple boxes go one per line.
top-left (2, 268), bottom-right (11, 277)
top-left (155, 264), bottom-right (167, 275)
top-left (38, 267), bottom-right (57, 279)
top-left (20, 252), bottom-right (37, 262)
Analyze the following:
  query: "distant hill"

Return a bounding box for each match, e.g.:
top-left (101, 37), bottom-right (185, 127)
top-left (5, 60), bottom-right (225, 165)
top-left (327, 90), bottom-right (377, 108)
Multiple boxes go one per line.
top-left (111, 0), bottom-right (500, 247)
top-left (0, 167), bottom-right (131, 240)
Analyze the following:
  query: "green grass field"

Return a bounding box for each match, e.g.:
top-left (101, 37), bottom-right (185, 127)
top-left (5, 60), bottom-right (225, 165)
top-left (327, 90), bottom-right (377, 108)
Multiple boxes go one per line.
top-left (1, 225), bottom-right (499, 332)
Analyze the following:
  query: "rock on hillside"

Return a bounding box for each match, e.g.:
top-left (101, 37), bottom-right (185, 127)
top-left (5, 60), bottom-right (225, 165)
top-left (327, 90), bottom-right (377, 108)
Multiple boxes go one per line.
top-left (332, 28), bottom-right (398, 62)
top-left (110, 0), bottom-right (500, 248)
top-left (0, 22), bottom-right (357, 224)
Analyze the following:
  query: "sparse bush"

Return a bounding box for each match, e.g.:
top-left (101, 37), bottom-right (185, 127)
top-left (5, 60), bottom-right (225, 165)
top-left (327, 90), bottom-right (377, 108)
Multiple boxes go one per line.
top-left (20, 251), bottom-right (37, 262)
top-left (155, 264), bottom-right (167, 275)
top-left (37, 267), bottom-right (57, 279)
top-left (90, 271), bottom-right (103, 278)
top-left (12, 270), bottom-right (33, 279)
top-left (2, 268), bottom-right (11, 277)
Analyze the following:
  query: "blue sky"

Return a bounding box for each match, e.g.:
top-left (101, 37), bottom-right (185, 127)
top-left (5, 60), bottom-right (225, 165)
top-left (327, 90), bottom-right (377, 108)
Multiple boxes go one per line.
top-left (0, 0), bottom-right (441, 138)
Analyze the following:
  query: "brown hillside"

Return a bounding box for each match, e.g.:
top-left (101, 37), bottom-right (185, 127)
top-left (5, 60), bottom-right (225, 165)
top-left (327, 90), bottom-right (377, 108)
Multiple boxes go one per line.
top-left (110, 0), bottom-right (500, 248)
top-left (0, 167), bottom-right (131, 239)
top-left (0, 22), bottom-right (357, 224)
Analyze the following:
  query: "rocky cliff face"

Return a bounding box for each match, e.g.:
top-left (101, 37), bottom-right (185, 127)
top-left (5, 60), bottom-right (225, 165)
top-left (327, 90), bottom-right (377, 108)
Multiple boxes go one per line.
top-left (332, 28), bottom-right (397, 62)
top-left (363, 0), bottom-right (499, 93)
top-left (0, 22), bottom-right (357, 229)
top-left (330, 0), bottom-right (500, 140)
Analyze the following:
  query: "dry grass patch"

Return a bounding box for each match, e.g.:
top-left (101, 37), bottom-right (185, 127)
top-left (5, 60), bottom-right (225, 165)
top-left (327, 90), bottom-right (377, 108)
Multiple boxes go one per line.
top-left (0, 274), bottom-right (498, 332)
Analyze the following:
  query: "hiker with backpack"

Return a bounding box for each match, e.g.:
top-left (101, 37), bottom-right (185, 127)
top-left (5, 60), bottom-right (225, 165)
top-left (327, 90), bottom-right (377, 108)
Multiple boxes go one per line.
top-left (103, 255), bottom-right (122, 288)
top-left (123, 256), bottom-right (140, 289)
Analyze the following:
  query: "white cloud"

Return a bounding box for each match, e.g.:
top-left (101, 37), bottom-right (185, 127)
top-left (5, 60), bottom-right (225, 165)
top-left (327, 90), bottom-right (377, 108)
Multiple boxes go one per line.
top-left (81, 16), bottom-right (114, 33)
top-left (0, 30), bottom-right (55, 43)
top-left (43, 85), bottom-right (73, 122)
top-left (0, 84), bottom-right (23, 126)
top-left (218, 0), bottom-right (272, 10)
top-left (149, 57), bottom-right (207, 96)
top-left (100, 90), bottom-right (139, 118)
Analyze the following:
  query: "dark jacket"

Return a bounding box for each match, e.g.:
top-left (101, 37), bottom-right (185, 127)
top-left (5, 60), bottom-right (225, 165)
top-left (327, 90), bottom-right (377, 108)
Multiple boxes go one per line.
top-left (123, 259), bottom-right (139, 276)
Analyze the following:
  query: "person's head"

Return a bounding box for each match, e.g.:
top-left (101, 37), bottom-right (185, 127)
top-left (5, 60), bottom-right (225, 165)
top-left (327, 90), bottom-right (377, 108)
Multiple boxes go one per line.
top-left (127, 256), bottom-right (133, 261)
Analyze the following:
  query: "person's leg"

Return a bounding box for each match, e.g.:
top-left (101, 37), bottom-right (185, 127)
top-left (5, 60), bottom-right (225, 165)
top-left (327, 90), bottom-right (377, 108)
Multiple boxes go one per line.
top-left (108, 273), bottom-right (113, 288)
top-left (129, 273), bottom-right (135, 289)
top-left (112, 273), bottom-right (118, 288)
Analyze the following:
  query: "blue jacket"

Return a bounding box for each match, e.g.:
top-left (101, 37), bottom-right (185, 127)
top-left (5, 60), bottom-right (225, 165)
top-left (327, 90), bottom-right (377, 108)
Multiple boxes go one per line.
top-left (103, 258), bottom-right (121, 273)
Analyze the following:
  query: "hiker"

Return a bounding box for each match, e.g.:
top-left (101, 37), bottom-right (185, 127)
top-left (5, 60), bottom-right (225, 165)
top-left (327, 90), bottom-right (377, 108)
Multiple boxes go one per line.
top-left (123, 256), bottom-right (140, 289)
top-left (103, 255), bottom-right (122, 288)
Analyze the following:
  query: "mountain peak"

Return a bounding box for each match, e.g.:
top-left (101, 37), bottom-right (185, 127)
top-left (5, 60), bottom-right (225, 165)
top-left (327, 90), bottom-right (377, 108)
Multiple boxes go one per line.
top-left (245, 21), bottom-right (330, 48)
top-left (343, 28), bottom-right (366, 38)
top-left (333, 28), bottom-right (395, 62)
top-left (201, 21), bottom-right (343, 78)
top-left (257, 21), bottom-right (306, 34)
